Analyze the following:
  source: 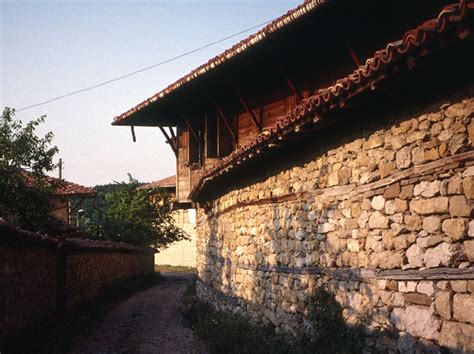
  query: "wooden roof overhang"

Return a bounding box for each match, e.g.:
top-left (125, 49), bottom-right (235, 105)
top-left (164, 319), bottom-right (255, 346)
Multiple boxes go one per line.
top-left (112, 0), bottom-right (454, 128)
top-left (112, 0), bottom-right (473, 201)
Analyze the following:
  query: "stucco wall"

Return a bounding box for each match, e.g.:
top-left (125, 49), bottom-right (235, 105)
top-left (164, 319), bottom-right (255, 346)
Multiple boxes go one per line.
top-left (154, 208), bottom-right (197, 267)
top-left (196, 90), bottom-right (474, 351)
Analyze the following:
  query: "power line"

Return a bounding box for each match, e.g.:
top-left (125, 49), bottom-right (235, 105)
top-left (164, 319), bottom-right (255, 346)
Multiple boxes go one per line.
top-left (16, 19), bottom-right (273, 112)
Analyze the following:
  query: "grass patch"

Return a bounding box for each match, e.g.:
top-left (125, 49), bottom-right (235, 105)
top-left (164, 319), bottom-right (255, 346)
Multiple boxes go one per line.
top-left (1, 272), bottom-right (162, 354)
top-left (155, 264), bottom-right (197, 273)
top-left (181, 281), bottom-right (365, 354)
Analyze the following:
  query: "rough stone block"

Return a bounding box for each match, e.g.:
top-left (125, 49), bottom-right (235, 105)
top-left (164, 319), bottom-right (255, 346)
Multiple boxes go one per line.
top-left (409, 197), bottom-right (449, 215)
top-left (449, 195), bottom-right (473, 217)
top-left (463, 177), bottom-right (474, 199)
top-left (422, 216), bottom-right (441, 233)
top-left (435, 291), bottom-right (451, 320)
top-left (464, 240), bottom-right (474, 262)
top-left (368, 211), bottom-right (389, 229)
top-left (442, 218), bottom-right (467, 241)
top-left (454, 294), bottom-right (474, 324)
top-left (404, 292), bottom-right (432, 306)
top-left (439, 321), bottom-right (474, 352)
top-left (384, 183), bottom-right (401, 199)
top-left (414, 181), bottom-right (441, 198)
top-left (423, 242), bottom-right (462, 268)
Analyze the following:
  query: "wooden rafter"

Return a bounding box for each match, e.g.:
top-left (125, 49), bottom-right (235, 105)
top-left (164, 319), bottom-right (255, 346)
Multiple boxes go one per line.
top-left (233, 89), bottom-right (261, 132)
top-left (159, 126), bottom-right (178, 157)
top-left (215, 104), bottom-right (236, 141)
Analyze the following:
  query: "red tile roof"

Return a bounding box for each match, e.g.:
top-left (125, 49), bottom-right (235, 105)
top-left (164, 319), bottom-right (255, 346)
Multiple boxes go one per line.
top-left (190, 0), bottom-right (474, 199)
top-left (140, 175), bottom-right (176, 189)
top-left (53, 177), bottom-right (96, 197)
top-left (112, 0), bottom-right (325, 125)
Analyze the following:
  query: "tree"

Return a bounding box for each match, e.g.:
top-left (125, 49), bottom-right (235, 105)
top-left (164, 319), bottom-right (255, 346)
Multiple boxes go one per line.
top-left (0, 107), bottom-right (59, 230)
top-left (84, 175), bottom-right (187, 249)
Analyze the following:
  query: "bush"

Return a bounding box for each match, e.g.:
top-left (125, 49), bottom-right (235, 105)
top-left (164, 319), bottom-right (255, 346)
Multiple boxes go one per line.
top-left (181, 282), bottom-right (365, 354)
top-left (298, 285), bottom-right (365, 353)
top-left (181, 280), bottom-right (290, 354)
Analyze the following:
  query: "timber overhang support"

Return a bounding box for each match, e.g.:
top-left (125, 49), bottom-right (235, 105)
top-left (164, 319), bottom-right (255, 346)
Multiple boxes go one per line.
top-left (159, 126), bottom-right (178, 158)
top-left (233, 89), bottom-right (262, 132)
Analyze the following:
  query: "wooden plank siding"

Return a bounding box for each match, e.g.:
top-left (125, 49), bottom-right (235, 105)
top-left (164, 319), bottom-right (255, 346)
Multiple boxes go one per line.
top-left (175, 92), bottom-right (308, 201)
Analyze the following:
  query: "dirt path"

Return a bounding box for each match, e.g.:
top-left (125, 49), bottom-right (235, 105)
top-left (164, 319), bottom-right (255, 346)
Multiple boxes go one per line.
top-left (70, 272), bottom-right (203, 354)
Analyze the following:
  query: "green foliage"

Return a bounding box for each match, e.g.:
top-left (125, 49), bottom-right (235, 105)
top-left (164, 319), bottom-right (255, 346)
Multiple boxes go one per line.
top-left (298, 286), bottom-right (365, 353)
top-left (0, 107), bottom-right (59, 230)
top-left (181, 280), bottom-right (291, 354)
top-left (83, 175), bottom-right (187, 249)
top-left (181, 282), bottom-right (366, 354)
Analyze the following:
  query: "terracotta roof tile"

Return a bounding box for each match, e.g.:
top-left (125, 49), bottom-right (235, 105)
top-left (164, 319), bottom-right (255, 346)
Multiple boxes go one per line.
top-left (140, 175), bottom-right (176, 189)
top-left (190, 0), bottom-right (474, 199)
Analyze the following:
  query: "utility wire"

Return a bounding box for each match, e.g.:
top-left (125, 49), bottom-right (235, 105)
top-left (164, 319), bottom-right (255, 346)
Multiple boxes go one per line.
top-left (17, 19), bottom-right (273, 112)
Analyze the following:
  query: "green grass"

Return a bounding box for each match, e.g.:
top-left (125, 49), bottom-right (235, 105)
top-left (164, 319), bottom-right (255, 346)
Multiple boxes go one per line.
top-left (155, 264), bottom-right (197, 273)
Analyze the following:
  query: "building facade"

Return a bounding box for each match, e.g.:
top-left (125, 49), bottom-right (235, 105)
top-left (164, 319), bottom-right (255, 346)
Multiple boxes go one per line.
top-left (114, 0), bottom-right (474, 351)
top-left (140, 176), bottom-right (197, 267)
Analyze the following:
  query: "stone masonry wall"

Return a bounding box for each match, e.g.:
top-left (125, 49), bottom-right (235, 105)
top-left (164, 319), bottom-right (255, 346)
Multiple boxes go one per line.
top-left (196, 91), bottom-right (474, 352)
top-left (0, 222), bottom-right (154, 342)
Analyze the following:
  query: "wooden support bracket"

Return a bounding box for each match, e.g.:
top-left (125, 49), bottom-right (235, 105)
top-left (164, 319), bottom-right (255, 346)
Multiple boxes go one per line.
top-left (159, 126), bottom-right (178, 158)
top-left (215, 104), bottom-right (236, 142)
top-left (280, 68), bottom-right (302, 102)
top-left (345, 40), bottom-right (362, 67)
top-left (233, 89), bottom-right (261, 132)
top-left (186, 120), bottom-right (200, 144)
top-left (131, 126), bottom-right (136, 142)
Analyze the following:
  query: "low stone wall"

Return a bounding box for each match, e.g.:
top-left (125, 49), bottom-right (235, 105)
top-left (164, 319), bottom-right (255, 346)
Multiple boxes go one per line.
top-left (196, 90), bottom-right (474, 351)
top-left (0, 221), bottom-right (154, 341)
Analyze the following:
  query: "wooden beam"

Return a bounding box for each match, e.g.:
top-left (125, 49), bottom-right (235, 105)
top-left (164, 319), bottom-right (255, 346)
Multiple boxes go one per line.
top-left (159, 126), bottom-right (178, 158)
top-left (131, 126), bottom-right (136, 143)
top-left (280, 68), bottom-right (302, 101)
top-left (345, 40), bottom-right (362, 67)
top-left (186, 120), bottom-right (200, 143)
top-left (233, 89), bottom-right (261, 132)
top-left (215, 104), bottom-right (236, 142)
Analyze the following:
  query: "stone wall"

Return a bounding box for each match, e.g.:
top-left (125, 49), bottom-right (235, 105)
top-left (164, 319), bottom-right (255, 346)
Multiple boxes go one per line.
top-left (0, 221), bottom-right (154, 341)
top-left (195, 90), bottom-right (474, 352)
top-left (154, 208), bottom-right (197, 267)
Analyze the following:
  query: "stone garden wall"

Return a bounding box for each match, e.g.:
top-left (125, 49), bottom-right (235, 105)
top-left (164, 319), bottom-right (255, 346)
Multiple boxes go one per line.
top-left (0, 221), bottom-right (154, 341)
top-left (195, 89), bottom-right (474, 352)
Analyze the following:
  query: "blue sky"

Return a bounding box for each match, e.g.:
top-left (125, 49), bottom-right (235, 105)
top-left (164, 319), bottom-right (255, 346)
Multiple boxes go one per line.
top-left (1, 0), bottom-right (300, 186)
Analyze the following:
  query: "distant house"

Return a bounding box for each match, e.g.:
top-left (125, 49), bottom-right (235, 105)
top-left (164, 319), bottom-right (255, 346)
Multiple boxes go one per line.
top-left (113, 0), bottom-right (474, 351)
top-left (140, 175), bottom-right (196, 267)
top-left (49, 176), bottom-right (96, 224)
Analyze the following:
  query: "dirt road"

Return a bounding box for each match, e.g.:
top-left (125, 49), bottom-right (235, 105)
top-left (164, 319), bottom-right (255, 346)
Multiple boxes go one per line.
top-left (70, 272), bottom-right (203, 354)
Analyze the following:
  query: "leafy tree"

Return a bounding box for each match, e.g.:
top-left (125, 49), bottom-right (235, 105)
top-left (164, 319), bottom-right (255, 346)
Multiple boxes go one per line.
top-left (0, 107), bottom-right (59, 230)
top-left (84, 175), bottom-right (187, 249)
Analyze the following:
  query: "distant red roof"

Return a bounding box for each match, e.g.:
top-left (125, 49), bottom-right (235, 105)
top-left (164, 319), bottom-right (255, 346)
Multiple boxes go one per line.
top-left (23, 171), bottom-right (96, 197)
top-left (52, 177), bottom-right (96, 197)
top-left (140, 175), bottom-right (176, 190)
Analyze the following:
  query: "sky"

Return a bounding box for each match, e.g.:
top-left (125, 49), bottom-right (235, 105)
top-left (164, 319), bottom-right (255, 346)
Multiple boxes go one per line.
top-left (1, 0), bottom-right (300, 187)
